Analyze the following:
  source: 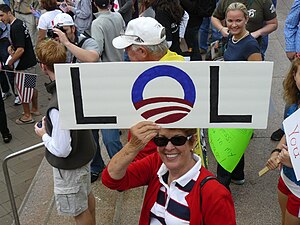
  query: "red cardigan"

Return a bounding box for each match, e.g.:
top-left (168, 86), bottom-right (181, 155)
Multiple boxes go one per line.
top-left (102, 152), bottom-right (236, 225)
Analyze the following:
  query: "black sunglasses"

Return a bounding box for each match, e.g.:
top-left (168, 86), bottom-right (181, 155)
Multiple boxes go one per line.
top-left (153, 135), bottom-right (193, 147)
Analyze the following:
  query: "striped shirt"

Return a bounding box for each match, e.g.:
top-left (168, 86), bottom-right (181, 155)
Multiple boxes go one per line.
top-left (150, 154), bottom-right (201, 225)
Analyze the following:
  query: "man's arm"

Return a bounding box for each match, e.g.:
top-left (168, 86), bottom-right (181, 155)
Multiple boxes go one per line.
top-left (54, 28), bottom-right (100, 62)
top-left (251, 17), bottom-right (278, 39)
top-left (211, 16), bottom-right (229, 37)
top-left (35, 110), bottom-right (72, 158)
top-left (284, 0), bottom-right (300, 60)
top-left (7, 47), bottom-right (24, 68)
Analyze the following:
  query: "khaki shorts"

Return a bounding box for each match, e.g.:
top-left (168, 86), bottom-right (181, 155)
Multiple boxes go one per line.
top-left (53, 163), bottom-right (91, 217)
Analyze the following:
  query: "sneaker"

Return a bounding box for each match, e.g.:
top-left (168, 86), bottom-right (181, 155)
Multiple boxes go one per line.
top-left (2, 92), bottom-right (12, 100)
top-left (91, 172), bottom-right (100, 183)
top-left (3, 133), bottom-right (12, 143)
top-left (271, 129), bottom-right (284, 141)
top-left (14, 96), bottom-right (21, 105)
top-left (231, 179), bottom-right (245, 185)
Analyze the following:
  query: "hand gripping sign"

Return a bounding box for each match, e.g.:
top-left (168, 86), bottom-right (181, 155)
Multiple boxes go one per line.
top-left (54, 61), bottom-right (273, 129)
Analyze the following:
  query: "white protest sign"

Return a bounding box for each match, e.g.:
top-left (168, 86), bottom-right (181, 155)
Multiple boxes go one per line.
top-left (283, 108), bottom-right (300, 181)
top-left (54, 61), bottom-right (273, 129)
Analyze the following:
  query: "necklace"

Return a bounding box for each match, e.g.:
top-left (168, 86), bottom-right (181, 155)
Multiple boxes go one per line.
top-left (232, 31), bottom-right (249, 44)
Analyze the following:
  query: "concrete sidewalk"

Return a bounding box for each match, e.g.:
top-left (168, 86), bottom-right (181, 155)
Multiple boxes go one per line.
top-left (0, 0), bottom-right (295, 224)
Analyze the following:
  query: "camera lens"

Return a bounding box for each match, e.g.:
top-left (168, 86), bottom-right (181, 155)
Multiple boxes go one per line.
top-left (47, 29), bottom-right (58, 38)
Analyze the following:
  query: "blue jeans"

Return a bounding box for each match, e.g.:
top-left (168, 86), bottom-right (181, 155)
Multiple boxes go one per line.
top-left (199, 17), bottom-right (210, 51)
top-left (199, 17), bottom-right (223, 51)
top-left (90, 129), bottom-right (122, 173)
top-left (185, 24), bottom-right (202, 61)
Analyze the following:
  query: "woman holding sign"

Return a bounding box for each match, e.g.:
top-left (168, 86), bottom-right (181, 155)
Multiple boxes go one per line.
top-left (102, 121), bottom-right (236, 225)
top-left (215, 2), bottom-right (262, 189)
top-left (266, 57), bottom-right (300, 225)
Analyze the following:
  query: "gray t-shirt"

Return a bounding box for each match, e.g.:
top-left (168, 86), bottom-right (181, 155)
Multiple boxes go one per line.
top-left (91, 11), bottom-right (125, 62)
top-left (66, 34), bottom-right (101, 63)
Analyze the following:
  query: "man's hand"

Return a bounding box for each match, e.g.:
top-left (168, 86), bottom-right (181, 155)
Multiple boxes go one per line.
top-left (2, 64), bottom-right (13, 71)
top-left (286, 52), bottom-right (296, 61)
top-left (34, 116), bottom-right (47, 138)
top-left (53, 28), bottom-right (70, 46)
top-left (220, 27), bottom-right (229, 37)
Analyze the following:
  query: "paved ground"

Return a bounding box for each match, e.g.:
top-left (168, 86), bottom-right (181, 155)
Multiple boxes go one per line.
top-left (0, 0), bottom-right (295, 224)
top-left (0, 66), bottom-right (49, 225)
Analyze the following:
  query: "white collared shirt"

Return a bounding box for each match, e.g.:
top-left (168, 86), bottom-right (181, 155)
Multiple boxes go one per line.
top-left (150, 154), bottom-right (201, 225)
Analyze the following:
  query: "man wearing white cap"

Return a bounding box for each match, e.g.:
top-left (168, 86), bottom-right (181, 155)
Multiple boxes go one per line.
top-left (113, 17), bottom-right (184, 62)
top-left (52, 13), bottom-right (100, 63)
top-left (113, 16), bottom-right (184, 159)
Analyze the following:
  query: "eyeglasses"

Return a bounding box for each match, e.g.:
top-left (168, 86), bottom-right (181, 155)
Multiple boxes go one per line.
top-left (120, 33), bottom-right (144, 43)
top-left (153, 135), bottom-right (193, 147)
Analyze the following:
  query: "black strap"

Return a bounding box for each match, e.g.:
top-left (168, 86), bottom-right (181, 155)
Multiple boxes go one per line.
top-left (72, 37), bottom-right (90, 63)
top-left (200, 176), bottom-right (217, 225)
top-left (200, 175), bottom-right (216, 188)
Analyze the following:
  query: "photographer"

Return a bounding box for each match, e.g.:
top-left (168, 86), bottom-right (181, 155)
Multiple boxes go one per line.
top-left (51, 13), bottom-right (100, 63)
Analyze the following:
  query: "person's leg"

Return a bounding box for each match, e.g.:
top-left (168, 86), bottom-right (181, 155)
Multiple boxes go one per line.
top-left (0, 39), bottom-right (11, 95)
top-left (231, 155), bottom-right (245, 184)
top-left (20, 103), bottom-right (33, 120)
top-left (31, 88), bottom-right (39, 113)
top-left (87, 192), bottom-right (96, 225)
top-left (184, 18), bottom-right (203, 61)
top-left (217, 163), bottom-right (231, 190)
top-left (6, 71), bottom-right (16, 95)
top-left (284, 211), bottom-right (300, 225)
top-left (199, 17), bottom-right (210, 52)
top-left (74, 208), bottom-right (95, 225)
top-left (90, 129), bottom-right (106, 182)
top-left (101, 129), bottom-right (123, 158)
top-left (278, 190), bottom-right (288, 225)
top-left (0, 90), bottom-right (11, 143)
top-left (74, 192), bottom-right (95, 225)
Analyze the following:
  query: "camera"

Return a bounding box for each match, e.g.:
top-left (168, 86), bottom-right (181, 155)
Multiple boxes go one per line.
top-left (47, 25), bottom-right (66, 39)
top-left (37, 121), bottom-right (42, 128)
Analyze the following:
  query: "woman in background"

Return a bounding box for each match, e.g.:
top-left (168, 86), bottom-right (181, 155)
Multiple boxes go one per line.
top-left (216, 2), bottom-right (262, 189)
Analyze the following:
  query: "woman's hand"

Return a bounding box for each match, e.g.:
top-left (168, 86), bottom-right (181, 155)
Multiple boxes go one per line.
top-left (278, 145), bottom-right (293, 168)
top-left (266, 151), bottom-right (280, 170)
top-left (128, 121), bottom-right (160, 152)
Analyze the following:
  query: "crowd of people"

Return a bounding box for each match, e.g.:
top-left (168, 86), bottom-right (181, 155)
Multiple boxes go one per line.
top-left (0, 0), bottom-right (299, 224)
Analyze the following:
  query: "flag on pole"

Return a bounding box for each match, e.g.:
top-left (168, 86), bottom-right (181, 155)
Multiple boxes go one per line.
top-left (15, 72), bottom-right (37, 103)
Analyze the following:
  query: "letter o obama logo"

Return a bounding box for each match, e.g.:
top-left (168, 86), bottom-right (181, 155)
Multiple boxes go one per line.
top-left (131, 65), bottom-right (196, 124)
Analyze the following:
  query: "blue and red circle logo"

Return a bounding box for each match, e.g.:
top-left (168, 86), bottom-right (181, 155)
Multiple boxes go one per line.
top-left (131, 65), bottom-right (196, 124)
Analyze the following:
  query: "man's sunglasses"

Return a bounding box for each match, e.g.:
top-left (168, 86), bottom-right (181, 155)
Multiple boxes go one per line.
top-left (153, 135), bottom-right (193, 147)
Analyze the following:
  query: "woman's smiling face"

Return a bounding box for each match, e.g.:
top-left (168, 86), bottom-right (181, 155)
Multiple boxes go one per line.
top-left (156, 128), bottom-right (196, 176)
top-left (226, 9), bottom-right (248, 36)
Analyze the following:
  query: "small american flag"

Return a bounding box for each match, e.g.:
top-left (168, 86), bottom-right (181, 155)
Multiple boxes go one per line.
top-left (15, 72), bottom-right (37, 103)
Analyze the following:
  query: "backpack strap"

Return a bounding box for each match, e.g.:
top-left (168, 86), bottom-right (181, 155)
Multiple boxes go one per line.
top-left (200, 175), bottom-right (216, 188)
top-left (72, 37), bottom-right (90, 63)
top-left (200, 175), bottom-right (217, 225)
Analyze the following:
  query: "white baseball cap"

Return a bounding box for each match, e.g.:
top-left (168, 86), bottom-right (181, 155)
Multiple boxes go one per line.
top-left (53, 13), bottom-right (74, 27)
top-left (112, 17), bottom-right (166, 49)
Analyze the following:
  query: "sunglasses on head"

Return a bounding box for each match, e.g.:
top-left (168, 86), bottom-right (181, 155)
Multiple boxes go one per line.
top-left (153, 135), bottom-right (193, 147)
